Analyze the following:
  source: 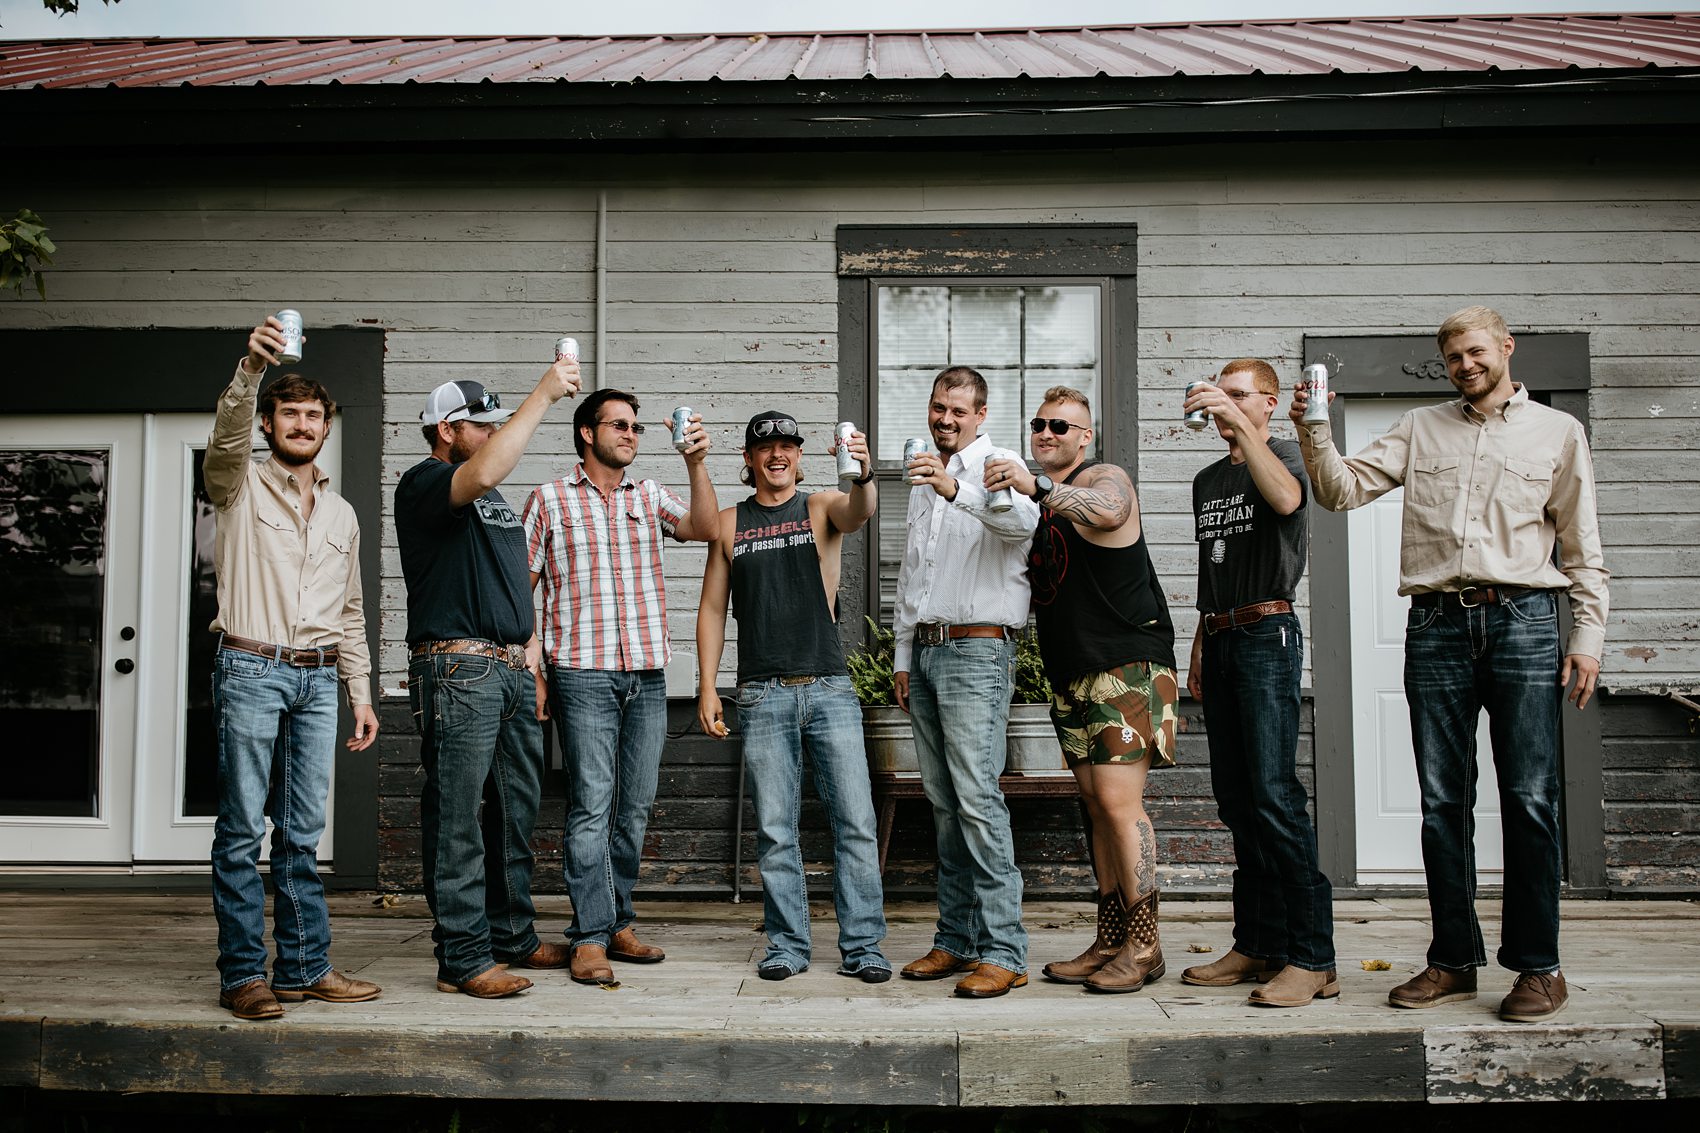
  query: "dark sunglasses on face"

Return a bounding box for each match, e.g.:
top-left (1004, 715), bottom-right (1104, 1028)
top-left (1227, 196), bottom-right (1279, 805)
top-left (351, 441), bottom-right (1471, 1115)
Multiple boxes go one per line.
top-left (1030, 417), bottom-right (1089, 436)
top-left (599, 419), bottom-right (646, 435)
top-left (751, 418), bottom-right (801, 438)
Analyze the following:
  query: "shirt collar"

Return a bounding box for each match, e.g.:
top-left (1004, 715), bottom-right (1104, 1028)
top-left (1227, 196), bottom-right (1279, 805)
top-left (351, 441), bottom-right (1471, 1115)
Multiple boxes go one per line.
top-left (569, 462), bottom-right (633, 491)
top-left (1459, 382), bottom-right (1528, 424)
top-left (262, 456), bottom-right (329, 494)
top-left (947, 432), bottom-right (993, 472)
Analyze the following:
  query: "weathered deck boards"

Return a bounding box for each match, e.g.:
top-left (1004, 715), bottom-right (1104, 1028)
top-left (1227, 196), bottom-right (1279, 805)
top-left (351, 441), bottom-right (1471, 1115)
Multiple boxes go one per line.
top-left (0, 894), bottom-right (1695, 1106)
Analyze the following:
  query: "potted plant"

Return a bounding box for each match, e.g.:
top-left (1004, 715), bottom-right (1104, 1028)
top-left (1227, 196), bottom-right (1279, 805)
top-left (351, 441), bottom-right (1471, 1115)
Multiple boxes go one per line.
top-left (848, 617), bottom-right (1062, 774)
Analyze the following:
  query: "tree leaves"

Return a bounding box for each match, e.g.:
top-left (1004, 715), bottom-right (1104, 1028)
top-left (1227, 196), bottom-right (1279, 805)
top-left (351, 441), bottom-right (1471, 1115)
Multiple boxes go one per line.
top-left (0, 208), bottom-right (55, 299)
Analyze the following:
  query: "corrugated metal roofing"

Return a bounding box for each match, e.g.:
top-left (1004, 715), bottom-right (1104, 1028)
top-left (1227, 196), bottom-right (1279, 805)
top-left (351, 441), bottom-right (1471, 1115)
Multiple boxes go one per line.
top-left (3, 14), bottom-right (1700, 89)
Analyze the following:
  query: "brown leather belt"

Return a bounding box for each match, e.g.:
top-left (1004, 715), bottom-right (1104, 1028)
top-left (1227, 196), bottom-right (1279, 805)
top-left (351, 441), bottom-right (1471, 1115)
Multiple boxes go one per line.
top-left (1411, 586), bottom-right (1540, 609)
top-left (410, 638), bottom-right (528, 670)
top-left (220, 633), bottom-right (338, 668)
top-left (1202, 600), bottom-right (1294, 636)
top-left (914, 623), bottom-right (1009, 647)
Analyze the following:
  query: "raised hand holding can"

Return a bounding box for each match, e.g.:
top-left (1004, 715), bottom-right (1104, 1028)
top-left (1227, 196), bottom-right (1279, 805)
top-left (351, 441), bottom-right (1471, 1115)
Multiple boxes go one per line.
top-left (671, 406), bottom-right (694, 452)
top-left (1302, 364), bottom-right (1331, 424)
top-left (276, 309), bottom-right (304, 365)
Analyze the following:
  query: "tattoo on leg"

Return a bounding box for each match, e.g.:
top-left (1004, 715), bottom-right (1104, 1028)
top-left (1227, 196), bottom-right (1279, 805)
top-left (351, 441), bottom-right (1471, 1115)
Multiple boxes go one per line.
top-left (1134, 817), bottom-right (1156, 896)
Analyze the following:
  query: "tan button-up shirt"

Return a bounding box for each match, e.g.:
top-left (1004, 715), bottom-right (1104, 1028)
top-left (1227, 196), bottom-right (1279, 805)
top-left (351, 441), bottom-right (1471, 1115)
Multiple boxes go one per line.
top-left (205, 362), bottom-right (372, 706)
top-left (1298, 383), bottom-right (1608, 661)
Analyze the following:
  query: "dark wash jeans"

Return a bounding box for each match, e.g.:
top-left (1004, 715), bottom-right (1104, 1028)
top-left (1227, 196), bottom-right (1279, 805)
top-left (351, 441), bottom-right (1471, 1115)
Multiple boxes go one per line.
top-left (1201, 612), bottom-right (1335, 971)
top-left (1405, 588), bottom-right (1563, 975)
top-left (410, 652), bottom-right (544, 984)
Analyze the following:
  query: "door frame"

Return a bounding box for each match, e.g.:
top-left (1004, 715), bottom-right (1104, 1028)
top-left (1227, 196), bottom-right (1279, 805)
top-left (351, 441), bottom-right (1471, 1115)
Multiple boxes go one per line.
top-left (0, 326), bottom-right (385, 888)
top-left (1303, 331), bottom-right (1604, 893)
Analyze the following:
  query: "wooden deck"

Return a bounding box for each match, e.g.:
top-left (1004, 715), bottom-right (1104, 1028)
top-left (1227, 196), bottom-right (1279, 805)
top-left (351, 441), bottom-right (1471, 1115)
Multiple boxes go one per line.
top-left (1, 893), bottom-right (1695, 1107)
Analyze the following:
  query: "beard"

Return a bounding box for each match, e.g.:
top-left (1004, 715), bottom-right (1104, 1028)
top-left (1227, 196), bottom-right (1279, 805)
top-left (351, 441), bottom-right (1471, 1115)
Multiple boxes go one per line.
top-left (264, 428), bottom-right (325, 467)
top-left (591, 432), bottom-right (636, 469)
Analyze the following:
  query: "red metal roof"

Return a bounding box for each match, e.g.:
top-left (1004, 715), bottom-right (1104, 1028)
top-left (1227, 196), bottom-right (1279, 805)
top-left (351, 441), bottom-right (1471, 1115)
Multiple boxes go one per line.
top-left (4, 14), bottom-right (1699, 89)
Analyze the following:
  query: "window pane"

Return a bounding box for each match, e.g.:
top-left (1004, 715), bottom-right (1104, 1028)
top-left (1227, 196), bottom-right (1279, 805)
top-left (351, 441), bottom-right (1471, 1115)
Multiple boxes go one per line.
top-left (876, 369), bottom-right (936, 461)
top-left (1025, 287), bottom-right (1099, 368)
top-left (981, 369), bottom-right (1022, 454)
top-left (949, 288), bottom-right (1021, 367)
top-left (877, 286), bottom-right (948, 367)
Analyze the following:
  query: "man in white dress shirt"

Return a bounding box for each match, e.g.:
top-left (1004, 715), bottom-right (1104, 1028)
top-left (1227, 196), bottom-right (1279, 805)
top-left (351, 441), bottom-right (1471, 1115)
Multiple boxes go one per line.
top-left (892, 366), bottom-right (1040, 998)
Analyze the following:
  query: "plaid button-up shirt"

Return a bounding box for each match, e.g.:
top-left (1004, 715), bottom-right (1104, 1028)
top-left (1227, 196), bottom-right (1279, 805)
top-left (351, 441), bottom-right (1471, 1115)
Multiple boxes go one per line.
top-left (523, 463), bottom-right (687, 671)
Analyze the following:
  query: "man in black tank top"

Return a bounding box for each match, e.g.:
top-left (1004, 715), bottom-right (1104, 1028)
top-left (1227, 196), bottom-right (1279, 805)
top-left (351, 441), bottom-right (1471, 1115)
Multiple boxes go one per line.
top-left (696, 411), bottom-right (891, 983)
top-left (991, 386), bottom-right (1179, 995)
top-left (1181, 359), bottom-right (1337, 1009)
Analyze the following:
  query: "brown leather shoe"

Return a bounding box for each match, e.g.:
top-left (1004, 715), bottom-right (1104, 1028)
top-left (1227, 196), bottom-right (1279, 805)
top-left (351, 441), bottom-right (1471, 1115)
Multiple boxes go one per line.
top-left (608, 926), bottom-right (666, 964)
top-left (436, 964), bottom-right (533, 998)
top-left (513, 940), bottom-right (572, 970)
top-left (1181, 949), bottom-right (1283, 987)
top-left (1499, 970), bottom-right (1568, 1022)
top-left (219, 981), bottom-right (284, 1020)
top-left (570, 943), bottom-right (619, 986)
top-left (1248, 964), bottom-right (1340, 1008)
top-left (1043, 891), bottom-right (1127, 984)
top-left (272, 969), bottom-right (381, 1004)
top-left (901, 948), bottom-right (980, 981)
top-left (954, 963), bottom-right (1028, 998)
top-left (1387, 965), bottom-right (1477, 1009)
top-left (1084, 889), bottom-right (1165, 994)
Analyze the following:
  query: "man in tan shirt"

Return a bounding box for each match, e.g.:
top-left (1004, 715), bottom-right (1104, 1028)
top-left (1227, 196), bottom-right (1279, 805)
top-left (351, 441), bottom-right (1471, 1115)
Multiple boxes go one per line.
top-left (206, 315), bottom-right (380, 1021)
top-left (1292, 305), bottom-right (1608, 1023)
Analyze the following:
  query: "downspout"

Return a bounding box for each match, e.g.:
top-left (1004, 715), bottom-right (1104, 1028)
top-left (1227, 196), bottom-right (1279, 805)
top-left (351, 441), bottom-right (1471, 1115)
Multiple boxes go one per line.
top-left (595, 189), bottom-right (607, 391)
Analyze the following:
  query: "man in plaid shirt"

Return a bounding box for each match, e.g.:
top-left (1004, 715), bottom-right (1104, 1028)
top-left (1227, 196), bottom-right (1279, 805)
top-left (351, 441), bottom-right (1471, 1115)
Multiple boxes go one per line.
top-left (523, 388), bottom-right (719, 986)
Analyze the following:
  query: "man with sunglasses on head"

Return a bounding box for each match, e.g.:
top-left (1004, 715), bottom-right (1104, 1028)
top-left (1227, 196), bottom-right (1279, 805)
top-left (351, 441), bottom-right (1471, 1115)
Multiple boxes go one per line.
top-left (522, 388), bottom-right (719, 986)
top-left (1179, 360), bottom-right (1336, 1008)
top-left (894, 366), bottom-right (1040, 999)
top-left (990, 387), bottom-right (1178, 996)
top-left (397, 361), bottom-right (581, 1000)
top-left (695, 411), bottom-right (891, 983)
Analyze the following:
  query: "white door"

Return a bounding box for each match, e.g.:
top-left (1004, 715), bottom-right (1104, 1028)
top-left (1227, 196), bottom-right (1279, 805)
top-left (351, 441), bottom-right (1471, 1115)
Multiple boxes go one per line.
top-left (1347, 399), bottom-right (1502, 884)
top-left (1, 413), bottom-right (339, 869)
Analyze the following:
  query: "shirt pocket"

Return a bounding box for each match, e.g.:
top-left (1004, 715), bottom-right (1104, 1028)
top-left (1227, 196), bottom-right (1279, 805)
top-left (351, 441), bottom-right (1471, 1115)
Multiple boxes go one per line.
top-left (317, 527), bottom-right (355, 591)
top-left (1406, 456), bottom-right (1462, 510)
top-left (1500, 457), bottom-right (1554, 515)
top-left (254, 506), bottom-right (300, 564)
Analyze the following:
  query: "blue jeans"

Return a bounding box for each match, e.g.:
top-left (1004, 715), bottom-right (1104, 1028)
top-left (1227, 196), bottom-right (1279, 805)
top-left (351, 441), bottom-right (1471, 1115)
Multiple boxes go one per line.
top-left (907, 636), bottom-right (1026, 973)
top-left (411, 653), bottom-right (544, 984)
top-left (735, 675), bottom-right (889, 974)
top-left (1404, 589), bottom-right (1563, 975)
top-left (211, 647), bottom-right (337, 992)
top-left (550, 667), bottom-right (666, 947)
top-left (1201, 613), bottom-right (1334, 971)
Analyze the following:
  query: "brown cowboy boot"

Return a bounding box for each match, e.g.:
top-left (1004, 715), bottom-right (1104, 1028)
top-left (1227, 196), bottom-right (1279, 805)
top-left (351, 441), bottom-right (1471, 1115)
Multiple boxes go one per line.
top-left (1043, 890), bottom-right (1128, 984)
top-left (1083, 888), bottom-right (1165, 994)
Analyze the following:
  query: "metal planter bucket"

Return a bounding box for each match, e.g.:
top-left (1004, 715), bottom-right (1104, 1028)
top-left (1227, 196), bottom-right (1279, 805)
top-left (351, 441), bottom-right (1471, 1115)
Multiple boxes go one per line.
top-left (862, 702), bottom-right (1061, 774)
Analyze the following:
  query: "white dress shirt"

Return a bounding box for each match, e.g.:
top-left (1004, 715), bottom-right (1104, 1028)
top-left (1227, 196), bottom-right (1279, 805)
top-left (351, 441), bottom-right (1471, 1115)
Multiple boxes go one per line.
top-left (893, 433), bottom-right (1039, 673)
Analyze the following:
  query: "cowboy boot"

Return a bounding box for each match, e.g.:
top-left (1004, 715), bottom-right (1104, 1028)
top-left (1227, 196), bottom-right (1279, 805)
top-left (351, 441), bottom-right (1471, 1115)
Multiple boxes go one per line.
top-left (1083, 888), bottom-right (1165, 994)
top-left (1043, 890), bottom-right (1128, 984)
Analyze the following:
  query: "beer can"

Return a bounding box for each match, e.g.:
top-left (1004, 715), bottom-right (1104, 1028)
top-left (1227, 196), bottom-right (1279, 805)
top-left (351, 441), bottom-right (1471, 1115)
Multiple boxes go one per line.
top-left (987, 485), bottom-right (1016, 513)
top-left (1302, 363), bottom-right (1331, 424)
top-left (903, 437), bottom-right (933, 485)
top-left (554, 336), bottom-right (580, 362)
top-left (1183, 380), bottom-right (1211, 431)
top-left (836, 422), bottom-right (860, 483)
top-left (671, 406), bottom-right (694, 452)
top-left (275, 309), bottom-right (304, 365)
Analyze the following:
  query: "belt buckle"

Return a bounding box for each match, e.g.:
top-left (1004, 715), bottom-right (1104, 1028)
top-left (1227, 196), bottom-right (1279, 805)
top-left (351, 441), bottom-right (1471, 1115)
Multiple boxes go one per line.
top-left (779, 675), bottom-right (816, 686)
top-left (1458, 586), bottom-right (1485, 608)
top-left (503, 644), bottom-right (527, 670)
top-left (917, 623), bottom-right (947, 647)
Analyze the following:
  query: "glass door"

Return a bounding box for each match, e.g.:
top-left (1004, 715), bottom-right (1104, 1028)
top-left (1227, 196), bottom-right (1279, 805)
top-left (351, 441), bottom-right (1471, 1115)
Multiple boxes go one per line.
top-left (0, 417), bottom-right (144, 864)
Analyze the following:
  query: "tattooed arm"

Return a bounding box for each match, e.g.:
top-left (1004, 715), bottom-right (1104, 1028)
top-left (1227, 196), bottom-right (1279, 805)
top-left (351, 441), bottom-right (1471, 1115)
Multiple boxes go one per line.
top-left (1045, 462), bottom-right (1137, 534)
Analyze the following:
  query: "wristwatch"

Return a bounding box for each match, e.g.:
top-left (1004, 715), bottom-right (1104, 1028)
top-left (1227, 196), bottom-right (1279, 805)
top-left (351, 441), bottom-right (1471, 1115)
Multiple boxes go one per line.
top-left (1030, 474), bottom-right (1054, 503)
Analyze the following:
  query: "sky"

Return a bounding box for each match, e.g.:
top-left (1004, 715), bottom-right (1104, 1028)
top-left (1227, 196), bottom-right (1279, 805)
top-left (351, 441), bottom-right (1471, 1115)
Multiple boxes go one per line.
top-left (0, 1), bottom-right (1681, 39)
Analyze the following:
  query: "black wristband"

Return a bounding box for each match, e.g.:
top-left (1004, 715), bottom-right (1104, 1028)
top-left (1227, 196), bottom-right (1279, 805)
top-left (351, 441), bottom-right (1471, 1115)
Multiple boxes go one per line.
top-left (852, 470), bottom-right (875, 485)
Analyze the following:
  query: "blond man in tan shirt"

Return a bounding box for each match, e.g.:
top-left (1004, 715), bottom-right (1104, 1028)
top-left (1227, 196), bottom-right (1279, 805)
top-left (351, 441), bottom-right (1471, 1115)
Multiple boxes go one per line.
top-left (1293, 305), bottom-right (1608, 1025)
top-left (207, 316), bottom-right (380, 1021)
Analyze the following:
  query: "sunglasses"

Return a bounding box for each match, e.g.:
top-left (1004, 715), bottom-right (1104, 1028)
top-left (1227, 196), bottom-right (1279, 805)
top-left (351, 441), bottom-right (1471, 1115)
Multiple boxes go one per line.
top-left (1030, 417), bottom-right (1090, 436)
top-left (751, 418), bottom-right (801, 438)
top-left (444, 389), bottom-right (501, 422)
top-left (598, 419), bottom-right (646, 435)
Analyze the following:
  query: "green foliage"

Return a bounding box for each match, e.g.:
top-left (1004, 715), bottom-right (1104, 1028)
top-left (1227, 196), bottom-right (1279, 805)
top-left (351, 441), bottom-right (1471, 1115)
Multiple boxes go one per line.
top-left (846, 617), bottom-right (1053, 706)
top-left (0, 209), bottom-right (56, 299)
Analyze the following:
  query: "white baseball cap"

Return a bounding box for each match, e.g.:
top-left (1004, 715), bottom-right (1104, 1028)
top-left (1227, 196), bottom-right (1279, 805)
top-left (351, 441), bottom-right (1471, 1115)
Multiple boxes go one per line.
top-left (420, 380), bottom-right (515, 426)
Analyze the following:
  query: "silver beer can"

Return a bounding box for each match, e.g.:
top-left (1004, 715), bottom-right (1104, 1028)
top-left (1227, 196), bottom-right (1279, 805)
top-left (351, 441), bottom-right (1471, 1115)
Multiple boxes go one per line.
top-left (987, 484), bottom-right (1016, 513)
top-left (836, 422), bottom-right (860, 483)
top-left (1183, 380), bottom-right (1211, 431)
top-left (1302, 363), bottom-right (1331, 424)
top-left (671, 406), bottom-right (694, 452)
top-left (276, 309), bottom-right (304, 365)
top-left (554, 336), bottom-right (580, 362)
top-left (902, 437), bottom-right (933, 485)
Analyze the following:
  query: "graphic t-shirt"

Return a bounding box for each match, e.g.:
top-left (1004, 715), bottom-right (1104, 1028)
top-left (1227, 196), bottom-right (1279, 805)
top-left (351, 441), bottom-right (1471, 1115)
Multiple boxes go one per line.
top-left (395, 457), bottom-right (534, 646)
top-left (1192, 437), bottom-right (1310, 613)
top-left (731, 492), bottom-right (846, 683)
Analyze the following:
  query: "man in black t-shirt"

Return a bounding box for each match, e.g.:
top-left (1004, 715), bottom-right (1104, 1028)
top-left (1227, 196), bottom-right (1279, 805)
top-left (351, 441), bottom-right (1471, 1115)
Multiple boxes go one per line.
top-left (396, 363), bottom-right (579, 1000)
top-left (1180, 359), bottom-right (1337, 1008)
top-left (694, 411), bottom-right (890, 983)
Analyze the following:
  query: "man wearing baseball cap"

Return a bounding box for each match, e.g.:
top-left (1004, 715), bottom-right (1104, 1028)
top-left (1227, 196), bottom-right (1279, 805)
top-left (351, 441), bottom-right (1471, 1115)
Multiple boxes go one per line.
top-left (396, 359), bottom-right (580, 999)
top-left (695, 411), bottom-right (890, 982)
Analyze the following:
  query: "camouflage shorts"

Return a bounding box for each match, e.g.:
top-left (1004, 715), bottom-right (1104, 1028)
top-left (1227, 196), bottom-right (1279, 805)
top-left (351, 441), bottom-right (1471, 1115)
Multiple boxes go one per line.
top-left (1049, 661), bottom-right (1179, 768)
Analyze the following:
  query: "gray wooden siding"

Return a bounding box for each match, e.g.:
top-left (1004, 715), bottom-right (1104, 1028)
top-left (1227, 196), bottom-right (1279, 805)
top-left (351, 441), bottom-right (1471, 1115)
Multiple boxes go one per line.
top-left (3, 140), bottom-right (1696, 693)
